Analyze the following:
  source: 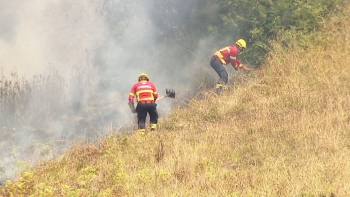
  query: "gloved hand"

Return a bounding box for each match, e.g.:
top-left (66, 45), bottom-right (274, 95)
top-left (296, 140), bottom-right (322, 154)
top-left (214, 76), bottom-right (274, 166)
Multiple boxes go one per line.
top-left (240, 64), bottom-right (246, 70)
top-left (128, 102), bottom-right (136, 113)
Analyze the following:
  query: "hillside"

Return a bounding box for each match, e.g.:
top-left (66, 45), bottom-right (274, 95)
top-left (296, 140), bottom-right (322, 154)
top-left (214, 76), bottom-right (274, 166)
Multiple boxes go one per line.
top-left (2, 5), bottom-right (350, 197)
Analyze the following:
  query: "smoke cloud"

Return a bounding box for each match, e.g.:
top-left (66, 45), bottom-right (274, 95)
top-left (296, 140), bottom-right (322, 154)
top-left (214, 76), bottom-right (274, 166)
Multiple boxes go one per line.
top-left (0, 0), bottom-right (222, 183)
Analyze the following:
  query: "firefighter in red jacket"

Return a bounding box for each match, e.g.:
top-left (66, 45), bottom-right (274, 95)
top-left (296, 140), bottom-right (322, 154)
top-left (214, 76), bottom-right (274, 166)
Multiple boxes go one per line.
top-left (210, 39), bottom-right (248, 92)
top-left (128, 73), bottom-right (159, 132)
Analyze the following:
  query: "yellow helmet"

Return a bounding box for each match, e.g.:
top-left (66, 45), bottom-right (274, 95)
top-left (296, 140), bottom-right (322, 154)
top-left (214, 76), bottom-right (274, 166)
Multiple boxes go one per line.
top-left (235, 39), bottom-right (247, 49)
top-left (138, 73), bottom-right (149, 81)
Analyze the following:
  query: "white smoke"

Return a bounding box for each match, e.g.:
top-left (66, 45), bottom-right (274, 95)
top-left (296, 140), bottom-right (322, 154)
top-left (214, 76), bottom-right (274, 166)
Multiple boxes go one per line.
top-left (0, 0), bottom-right (105, 77)
top-left (0, 0), bottom-right (218, 184)
top-left (0, 0), bottom-right (109, 184)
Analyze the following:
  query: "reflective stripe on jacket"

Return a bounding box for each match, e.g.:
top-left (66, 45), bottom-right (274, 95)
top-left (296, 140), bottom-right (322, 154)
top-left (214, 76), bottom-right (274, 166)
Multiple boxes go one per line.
top-left (213, 45), bottom-right (243, 69)
top-left (129, 80), bottom-right (158, 103)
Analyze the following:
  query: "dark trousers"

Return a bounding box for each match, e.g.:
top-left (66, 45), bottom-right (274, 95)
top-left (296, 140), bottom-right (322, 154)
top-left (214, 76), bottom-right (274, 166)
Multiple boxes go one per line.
top-left (210, 56), bottom-right (228, 84)
top-left (136, 103), bottom-right (158, 129)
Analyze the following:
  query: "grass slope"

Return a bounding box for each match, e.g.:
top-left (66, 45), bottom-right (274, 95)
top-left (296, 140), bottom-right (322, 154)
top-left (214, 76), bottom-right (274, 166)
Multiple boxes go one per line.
top-left (2, 6), bottom-right (350, 197)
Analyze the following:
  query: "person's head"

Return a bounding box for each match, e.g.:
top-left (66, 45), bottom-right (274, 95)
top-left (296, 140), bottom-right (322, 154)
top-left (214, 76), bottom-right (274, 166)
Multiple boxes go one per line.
top-left (235, 39), bottom-right (247, 53)
top-left (138, 73), bottom-right (149, 82)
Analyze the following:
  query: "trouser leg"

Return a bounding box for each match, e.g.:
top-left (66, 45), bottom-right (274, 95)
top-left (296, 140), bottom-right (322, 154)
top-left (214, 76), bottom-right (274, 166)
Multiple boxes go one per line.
top-left (210, 58), bottom-right (228, 84)
top-left (147, 103), bottom-right (158, 130)
top-left (136, 104), bottom-right (147, 129)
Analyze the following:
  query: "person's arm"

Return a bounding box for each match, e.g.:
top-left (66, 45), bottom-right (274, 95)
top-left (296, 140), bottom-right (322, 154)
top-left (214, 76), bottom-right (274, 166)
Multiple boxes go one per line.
top-left (229, 46), bottom-right (246, 70)
top-left (235, 59), bottom-right (247, 70)
top-left (151, 82), bottom-right (158, 101)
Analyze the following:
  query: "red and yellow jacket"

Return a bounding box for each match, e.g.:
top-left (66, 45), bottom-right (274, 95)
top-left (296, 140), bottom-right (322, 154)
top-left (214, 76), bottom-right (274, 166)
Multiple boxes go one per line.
top-left (213, 45), bottom-right (246, 70)
top-left (129, 80), bottom-right (158, 103)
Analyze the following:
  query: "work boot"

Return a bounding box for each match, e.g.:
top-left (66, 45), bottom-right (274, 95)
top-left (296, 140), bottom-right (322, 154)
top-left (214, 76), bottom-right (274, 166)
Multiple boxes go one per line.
top-left (215, 83), bottom-right (223, 94)
top-left (150, 123), bottom-right (157, 131)
top-left (215, 83), bottom-right (223, 89)
top-left (138, 129), bottom-right (146, 135)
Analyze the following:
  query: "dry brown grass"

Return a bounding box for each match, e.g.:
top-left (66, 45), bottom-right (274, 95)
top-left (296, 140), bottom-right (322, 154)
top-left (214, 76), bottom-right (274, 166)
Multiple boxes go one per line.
top-left (2, 6), bottom-right (350, 197)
